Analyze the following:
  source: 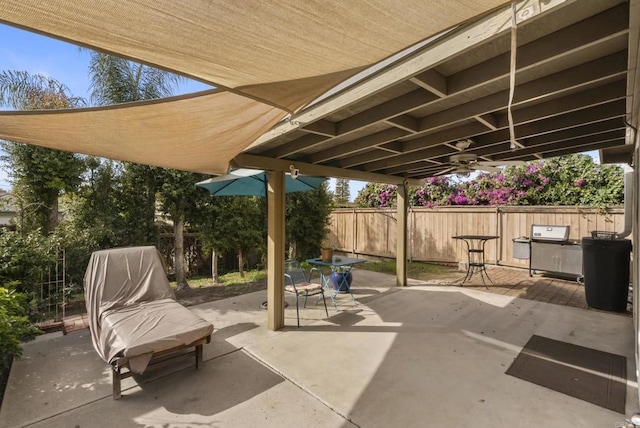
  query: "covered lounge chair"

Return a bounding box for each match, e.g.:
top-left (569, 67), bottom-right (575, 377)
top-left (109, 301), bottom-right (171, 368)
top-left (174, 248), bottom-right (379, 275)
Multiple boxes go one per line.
top-left (83, 246), bottom-right (214, 399)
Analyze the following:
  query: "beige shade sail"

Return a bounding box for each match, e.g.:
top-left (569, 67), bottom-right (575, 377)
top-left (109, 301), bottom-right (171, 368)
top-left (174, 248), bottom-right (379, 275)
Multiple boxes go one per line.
top-left (0, 0), bottom-right (507, 112)
top-left (0, 91), bottom-right (286, 174)
top-left (0, 1), bottom-right (509, 176)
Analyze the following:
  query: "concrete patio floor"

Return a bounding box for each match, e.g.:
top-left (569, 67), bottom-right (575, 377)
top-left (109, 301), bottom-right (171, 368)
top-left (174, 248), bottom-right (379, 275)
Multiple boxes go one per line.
top-left (1, 268), bottom-right (636, 427)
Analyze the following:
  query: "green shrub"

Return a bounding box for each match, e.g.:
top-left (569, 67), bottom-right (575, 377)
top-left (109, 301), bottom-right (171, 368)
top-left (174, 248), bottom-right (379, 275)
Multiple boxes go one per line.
top-left (0, 229), bottom-right (54, 296)
top-left (0, 227), bottom-right (94, 322)
top-left (0, 285), bottom-right (40, 372)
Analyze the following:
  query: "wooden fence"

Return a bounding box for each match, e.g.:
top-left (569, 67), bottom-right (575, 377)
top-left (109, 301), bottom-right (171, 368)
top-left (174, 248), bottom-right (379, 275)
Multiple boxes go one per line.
top-left (326, 206), bottom-right (627, 268)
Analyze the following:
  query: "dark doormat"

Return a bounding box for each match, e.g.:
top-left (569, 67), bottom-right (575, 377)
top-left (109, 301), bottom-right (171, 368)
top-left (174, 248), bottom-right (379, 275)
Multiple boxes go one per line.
top-left (506, 335), bottom-right (627, 413)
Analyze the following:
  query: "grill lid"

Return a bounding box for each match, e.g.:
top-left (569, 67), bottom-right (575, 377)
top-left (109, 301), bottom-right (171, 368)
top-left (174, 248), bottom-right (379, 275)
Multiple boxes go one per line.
top-left (531, 225), bottom-right (569, 242)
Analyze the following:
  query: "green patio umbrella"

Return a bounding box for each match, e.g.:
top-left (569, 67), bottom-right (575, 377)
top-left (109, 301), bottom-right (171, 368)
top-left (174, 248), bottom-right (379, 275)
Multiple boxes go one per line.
top-left (196, 168), bottom-right (326, 196)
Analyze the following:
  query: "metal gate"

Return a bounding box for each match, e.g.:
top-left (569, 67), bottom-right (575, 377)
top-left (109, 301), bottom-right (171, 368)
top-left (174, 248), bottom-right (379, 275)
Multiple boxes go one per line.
top-left (37, 247), bottom-right (66, 321)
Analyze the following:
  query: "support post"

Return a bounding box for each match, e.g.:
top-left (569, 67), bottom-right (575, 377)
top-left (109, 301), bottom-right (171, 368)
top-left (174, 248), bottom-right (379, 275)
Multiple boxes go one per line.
top-left (267, 170), bottom-right (286, 330)
top-left (396, 181), bottom-right (408, 287)
top-left (632, 131), bottom-right (639, 380)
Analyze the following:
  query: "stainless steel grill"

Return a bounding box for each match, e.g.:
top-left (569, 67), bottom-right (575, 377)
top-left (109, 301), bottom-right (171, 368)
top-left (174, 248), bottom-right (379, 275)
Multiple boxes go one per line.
top-left (529, 225), bottom-right (582, 279)
top-left (531, 225), bottom-right (570, 242)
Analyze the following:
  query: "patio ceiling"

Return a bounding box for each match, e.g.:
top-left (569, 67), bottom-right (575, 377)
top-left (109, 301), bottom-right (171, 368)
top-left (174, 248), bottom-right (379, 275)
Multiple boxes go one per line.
top-left (239, 0), bottom-right (640, 181)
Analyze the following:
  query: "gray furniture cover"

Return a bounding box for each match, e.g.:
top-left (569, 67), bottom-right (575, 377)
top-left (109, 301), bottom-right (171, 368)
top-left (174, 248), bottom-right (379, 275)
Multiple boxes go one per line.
top-left (84, 246), bottom-right (213, 373)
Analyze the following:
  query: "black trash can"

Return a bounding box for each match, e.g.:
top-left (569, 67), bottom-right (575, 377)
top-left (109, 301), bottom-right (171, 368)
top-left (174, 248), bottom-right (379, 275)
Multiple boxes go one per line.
top-left (581, 237), bottom-right (632, 312)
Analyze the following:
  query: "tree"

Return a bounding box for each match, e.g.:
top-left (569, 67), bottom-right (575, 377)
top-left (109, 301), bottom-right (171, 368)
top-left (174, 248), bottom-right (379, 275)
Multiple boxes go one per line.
top-left (88, 53), bottom-right (184, 104)
top-left (334, 178), bottom-right (351, 206)
top-left (119, 164), bottom-right (162, 246)
top-left (198, 183), bottom-right (333, 275)
top-left (286, 182), bottom-right (333, 260)
top-left (355, 155), bottom-right (624, 208)
top-left (199, 196), bottom-right (264, 278)
top-left (86, 53), bottom-right (198, 286)
top-left (354, 183), bottom-right (400, 207)
top-left (69, 158), bottom-right (128, 248)
top-left (0, 70), bottom-right (85, 110)
top-left (525, 154), bottom-right (623, 206)
top-left (157, 169), bottom-right (209, 290)
top-left (196, 198), bottom-right (223, 282)
top-left (0, 71), bottom-right (87, 233)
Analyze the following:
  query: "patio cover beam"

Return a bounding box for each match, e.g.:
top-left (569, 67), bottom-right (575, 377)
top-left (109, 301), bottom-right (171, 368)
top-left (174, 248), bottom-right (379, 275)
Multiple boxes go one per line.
top-left (233, 154), bottom-right (422, 186)
top-left (362, 95), bottom-right (627, 173)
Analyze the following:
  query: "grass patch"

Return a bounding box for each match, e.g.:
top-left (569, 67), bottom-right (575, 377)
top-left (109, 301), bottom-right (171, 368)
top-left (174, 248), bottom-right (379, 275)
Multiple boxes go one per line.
top-left (171, 270), bottom-right (267, 289)
top-left (171, 262), bottom-right (458, 288)
top-left (357, 260), bottom-right (458, 281)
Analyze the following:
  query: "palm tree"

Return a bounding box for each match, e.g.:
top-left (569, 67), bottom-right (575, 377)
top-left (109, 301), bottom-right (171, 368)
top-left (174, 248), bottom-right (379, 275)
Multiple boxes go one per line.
top-left (0, 70), bottom-right (86, 233)
top-left (87, 53), bottom-right (198, 290)
top-left (88, 54), bottom-right (183, 105)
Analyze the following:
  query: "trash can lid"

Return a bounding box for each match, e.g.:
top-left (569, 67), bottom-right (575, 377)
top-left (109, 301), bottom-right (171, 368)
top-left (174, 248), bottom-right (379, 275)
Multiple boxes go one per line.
top-left (581, 237), bottom-right (632, 249)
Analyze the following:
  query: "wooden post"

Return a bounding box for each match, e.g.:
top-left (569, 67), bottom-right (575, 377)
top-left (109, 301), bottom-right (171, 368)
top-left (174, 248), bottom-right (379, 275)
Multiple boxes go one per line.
top-left (267, 170), bottom-right (285, 330)
top-left (396, 181), bottom-right (408, 287)
top-left (632, 134), bottom-right (639, 360)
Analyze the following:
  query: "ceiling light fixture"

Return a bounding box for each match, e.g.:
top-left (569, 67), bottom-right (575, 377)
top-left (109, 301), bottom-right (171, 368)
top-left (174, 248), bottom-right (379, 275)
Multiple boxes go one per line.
top-left (455, 139), bottom-right (473, 150)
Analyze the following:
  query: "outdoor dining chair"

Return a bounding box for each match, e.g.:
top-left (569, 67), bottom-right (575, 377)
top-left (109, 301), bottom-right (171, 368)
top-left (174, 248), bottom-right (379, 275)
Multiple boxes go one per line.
top-left (284, 259), bottom-right (329, 327)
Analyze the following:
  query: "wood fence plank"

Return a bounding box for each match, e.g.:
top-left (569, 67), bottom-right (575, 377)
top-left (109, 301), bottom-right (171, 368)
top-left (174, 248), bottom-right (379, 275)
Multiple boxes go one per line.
top-left (328, 206), bottom-right (626, 267)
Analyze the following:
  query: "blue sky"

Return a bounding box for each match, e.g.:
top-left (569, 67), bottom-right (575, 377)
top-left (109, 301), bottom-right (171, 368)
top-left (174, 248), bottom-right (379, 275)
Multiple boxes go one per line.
top-left (0, 23), bottom-right (367, 199)
top-left (0, 25), bottom-right (210, 104)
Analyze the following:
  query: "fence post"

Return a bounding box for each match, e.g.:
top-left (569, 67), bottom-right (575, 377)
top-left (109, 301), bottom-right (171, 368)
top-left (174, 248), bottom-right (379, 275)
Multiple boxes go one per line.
top-left (496, 206), bottom-right (502, 265)
top-left (352, 209), bottom-right (357, 257)
top-left (409, 207), bottom-right (414, 263)
top-left (396, 182), bottom-right (408, 287)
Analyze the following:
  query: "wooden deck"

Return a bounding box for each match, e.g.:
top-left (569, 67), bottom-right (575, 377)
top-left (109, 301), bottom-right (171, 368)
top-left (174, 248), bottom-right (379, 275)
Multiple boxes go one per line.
top-left (433, 265), bottom-right (632, 316)
top-left (420, 263), bottom-right (632, 315)
top-left (454, 266), bottom-right (590, 310)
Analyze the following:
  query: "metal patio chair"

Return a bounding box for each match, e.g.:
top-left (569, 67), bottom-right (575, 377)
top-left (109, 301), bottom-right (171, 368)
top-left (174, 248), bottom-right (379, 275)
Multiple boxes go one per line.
top-left (284, 259), bottom-right (329, 327)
